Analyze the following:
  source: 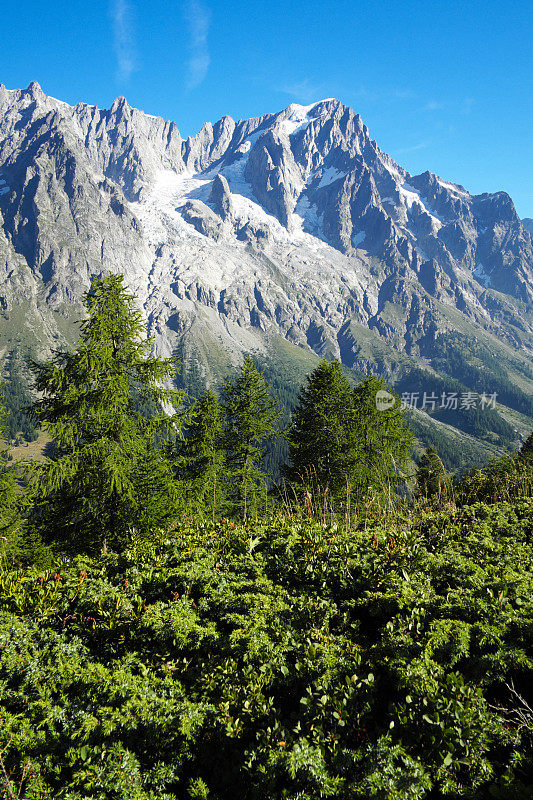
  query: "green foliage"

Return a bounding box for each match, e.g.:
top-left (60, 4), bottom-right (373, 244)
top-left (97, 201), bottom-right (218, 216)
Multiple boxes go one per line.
top-left (222, 356), bottom-right (283, 521)
top-left (1, 500), bottom-right (533, 798)
top-left (0, 391), bottom-right (28, 568)
top-left (29, 275), bottom-right (181, 554)
top-left (177, 390), bottom-right (226, 518)
top-left (173, 342), bottom-right (206, 400)
top-left (285, 360), bottom-right (358, 498)
top-left (1, 350), bottom-right (38, 443)
top-left (2, 278), bottom-right (532, 797)
top-left (351, 375), bottom-right (414, 501)
top-left (164, 336), bottom-right (531, 480)
top-left (285, 363), bottom-right (413, 504)
top-left (416, 447), bottom-right (451, 502)
top-left (251, 350), bottom-right (322, 484)
top-left (456, 452), bottom-right (533, 505)
top-left (520, 431), bottom-right (533, 461)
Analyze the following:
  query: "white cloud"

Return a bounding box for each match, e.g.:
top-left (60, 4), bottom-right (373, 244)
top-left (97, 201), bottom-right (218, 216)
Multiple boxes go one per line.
top-left (184, 0), bottom-right (211, 90)
top-left (278, 78), bottom-right (326, 104)
top-left (111, 0), bottom-right (137, 82)
top-left (395, 142), bottom-right (430, 155)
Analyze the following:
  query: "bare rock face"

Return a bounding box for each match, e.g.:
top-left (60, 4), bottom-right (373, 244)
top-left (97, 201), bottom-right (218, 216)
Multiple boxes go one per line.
top-left (209, 173), bottom-right (232, 220)
top-left (245, 128), bottom-right (303, 228)
top-left (182, 115), bottom-right (236, 173)
top-left (236, 220), bottom-right (270, 247)
top-left (181, 200), bottom-right (224, 241)
top-left (0, 80), bottom-right (531, 398)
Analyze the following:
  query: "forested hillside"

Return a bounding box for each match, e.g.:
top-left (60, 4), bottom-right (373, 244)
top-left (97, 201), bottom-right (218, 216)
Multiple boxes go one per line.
top-left (1, 276), bottom-right (532, 799)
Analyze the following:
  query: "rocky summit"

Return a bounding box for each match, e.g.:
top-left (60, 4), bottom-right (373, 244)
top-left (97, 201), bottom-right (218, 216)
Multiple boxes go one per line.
top-left (0, 81), bottom-right (532, 462)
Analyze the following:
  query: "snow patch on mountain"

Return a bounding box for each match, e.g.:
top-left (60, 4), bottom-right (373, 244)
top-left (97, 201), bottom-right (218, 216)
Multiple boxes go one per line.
top-left (473, 263), bottom-right (492, 288)
top-left (130, 169), bottom-right (211, 246)
top-left (277, 101), bottom-right (330, 138)
top-left (437, 178), bottom-right (469, 197)
top-left (399, 182), bottom-right (442, 230)
top-left (317, 167), bottom-right (347, 187)
top-left (292, 196), bottom-right (325, 242)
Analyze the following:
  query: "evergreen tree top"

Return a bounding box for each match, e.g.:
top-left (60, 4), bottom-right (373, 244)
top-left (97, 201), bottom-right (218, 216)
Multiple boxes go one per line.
top-left (31, 274), bottom-right (182, 450)
top-left (285, 361), bottom-right (414, 498)
top-left (28, 274), bottom-right (182, 552)
top-left (222, 356), bottom-right (283, 452)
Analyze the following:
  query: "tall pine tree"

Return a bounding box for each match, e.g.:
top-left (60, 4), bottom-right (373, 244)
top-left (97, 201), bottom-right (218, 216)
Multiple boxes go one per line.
top-left (222, 357), bottom-right (282, 522)
top-left (351, 375), bottom-right (414, 502)
top-left (178, 390), bottom-right (226, 519)
top-left (30, 274), bottom-right (181, 553)
top-left (284, 360), bottom-right (358, 498)
top-left (416, 446), bottom-right (450, 500)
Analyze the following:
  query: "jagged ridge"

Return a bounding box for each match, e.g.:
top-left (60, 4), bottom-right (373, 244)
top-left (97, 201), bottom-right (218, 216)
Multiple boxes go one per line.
top-left (0, 81), bottom-right (531, 461)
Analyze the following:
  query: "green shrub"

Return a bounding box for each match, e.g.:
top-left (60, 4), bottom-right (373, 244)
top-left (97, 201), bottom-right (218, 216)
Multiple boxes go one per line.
top-left (1, 501), bottom-right (532, 798)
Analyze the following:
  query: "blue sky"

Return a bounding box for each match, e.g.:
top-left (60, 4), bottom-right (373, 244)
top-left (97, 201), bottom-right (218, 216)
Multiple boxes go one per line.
top-left (1, 0), bottom-right (532, 217)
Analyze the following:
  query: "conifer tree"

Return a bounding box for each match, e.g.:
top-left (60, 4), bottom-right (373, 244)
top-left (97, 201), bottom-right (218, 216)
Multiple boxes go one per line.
top-left (179, 390), bottom-right (226, 518)
top-left (0, 391), bottom-right (26, 565)
top-left (285, 364), bottom-right (414, 505)
top-left (3, 350), bottom-right (38, 442)
top-left (285, 360), bottom-right (358, 497)
top-left (351, 375), bottom-right (414, 501)
top-left (416, 446), bottom-right (450, 500)
top-left (519, 431), bottom-right (533, 461)
top-left (30, 274), bottom-right (181, 553)
top-left (222, 357), bottom-right (282, 521)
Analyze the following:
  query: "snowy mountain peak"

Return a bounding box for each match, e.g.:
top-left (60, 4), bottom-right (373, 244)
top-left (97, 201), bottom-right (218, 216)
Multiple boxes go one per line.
top-left (0, 81), bottom-right (530, 402)
top-left (26, 80), bottom-right (44, 98)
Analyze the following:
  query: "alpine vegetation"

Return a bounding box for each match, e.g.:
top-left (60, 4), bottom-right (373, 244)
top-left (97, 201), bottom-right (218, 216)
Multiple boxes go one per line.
top-left (0, 274), bottom-right (532, 798)
top-left (0, 70), bottom-right (532, 799)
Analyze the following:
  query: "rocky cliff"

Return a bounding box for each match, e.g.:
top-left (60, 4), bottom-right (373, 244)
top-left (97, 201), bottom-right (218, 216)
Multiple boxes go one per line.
top-left (0, 81), bottom-right (531, 460)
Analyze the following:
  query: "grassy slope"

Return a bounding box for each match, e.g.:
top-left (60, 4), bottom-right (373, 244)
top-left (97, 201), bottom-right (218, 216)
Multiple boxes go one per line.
top-left (6, 430), bottom-right (51, 464)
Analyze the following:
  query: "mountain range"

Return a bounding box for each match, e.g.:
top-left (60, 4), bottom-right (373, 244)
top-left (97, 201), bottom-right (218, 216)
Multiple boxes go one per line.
top-left (0, 81), bottom-right (532, 469)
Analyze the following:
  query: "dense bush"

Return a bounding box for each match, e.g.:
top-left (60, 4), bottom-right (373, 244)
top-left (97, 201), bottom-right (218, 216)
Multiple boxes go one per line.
top-left (456, 453), bottom-right (533, 505)
top-left (1, 500), bottom-right (533, 798)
